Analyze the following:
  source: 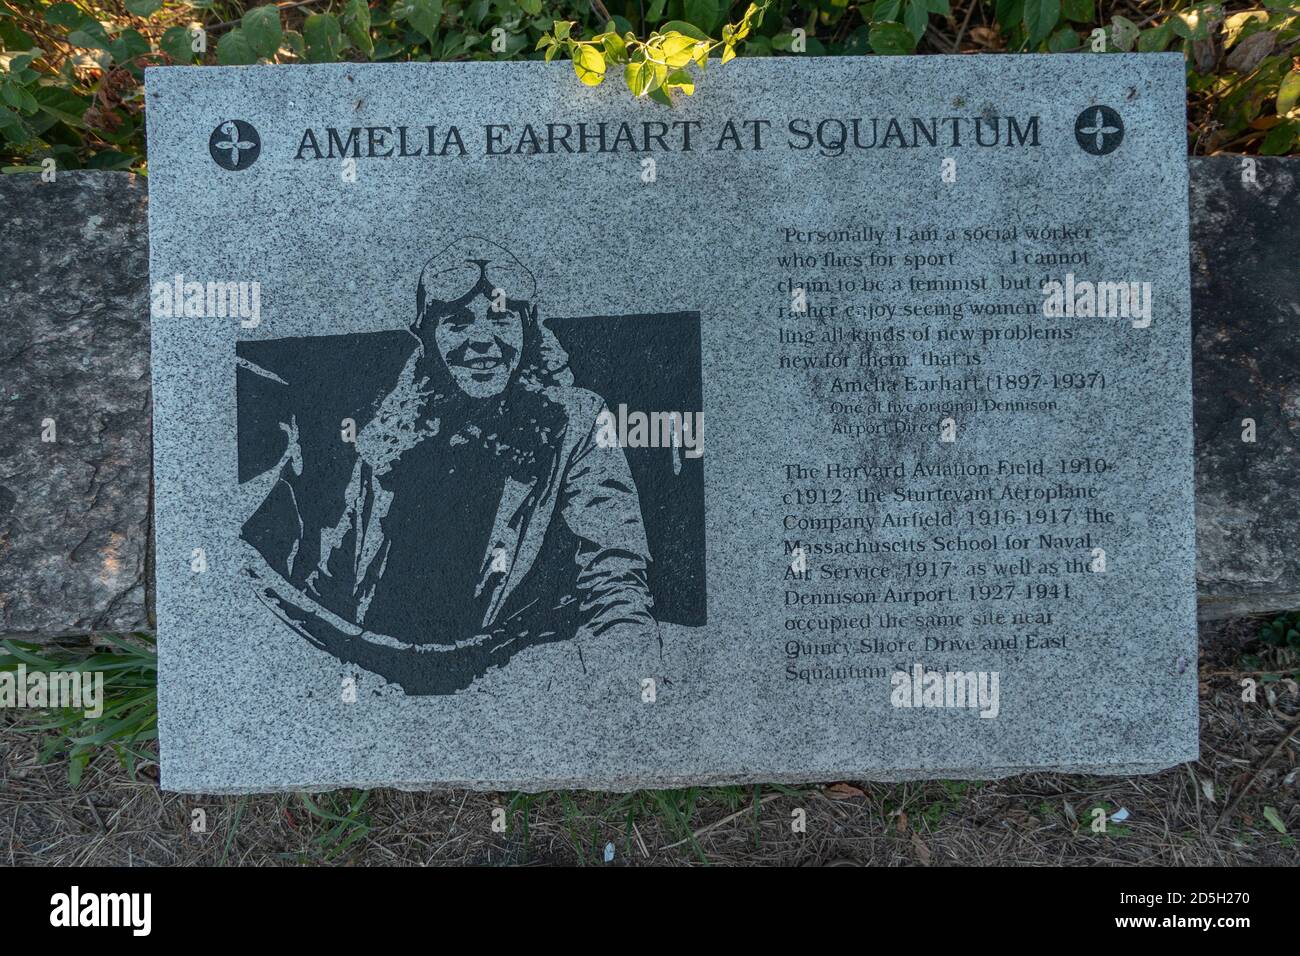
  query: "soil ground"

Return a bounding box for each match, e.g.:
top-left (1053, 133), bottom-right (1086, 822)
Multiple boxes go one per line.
top-left (1, 616), bottom-right (1296, 866)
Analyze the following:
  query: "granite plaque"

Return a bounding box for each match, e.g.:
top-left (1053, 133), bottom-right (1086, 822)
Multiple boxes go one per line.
top-left (146, 54), bottom-right (1197, 792)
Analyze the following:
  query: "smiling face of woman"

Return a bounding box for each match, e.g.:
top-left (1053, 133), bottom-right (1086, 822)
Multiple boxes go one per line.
top-left (433, 291), bottom-right (525, 399)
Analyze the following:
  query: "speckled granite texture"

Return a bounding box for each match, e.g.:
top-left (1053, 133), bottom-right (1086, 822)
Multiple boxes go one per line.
top-left (143, 55), bottom-right (1202, 791)
top-left (2, 162), bottom-right (1294, 645)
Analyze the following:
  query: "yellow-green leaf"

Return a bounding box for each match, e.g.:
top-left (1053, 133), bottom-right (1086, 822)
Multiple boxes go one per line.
top-left (1279, 70), bottom-right (1300, 117)
top-left (666, 68), bottom-right (695, 95)
top-left (625, 57), bottom-right (655, 96)
top-left (732, 9), bottom-right (754, 41)
top-left (602, 31), bottom-right (627, 63)
top-left (658, 32), bottom-right (698, 68)
top-left (1223, 10), bottom-right (1267, 48)
top-left (572, 44), bottom-right (606, 86)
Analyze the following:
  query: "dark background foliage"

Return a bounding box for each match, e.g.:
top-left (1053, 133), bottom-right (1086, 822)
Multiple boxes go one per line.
top-left (1, 2), bottom-right (1296, 169)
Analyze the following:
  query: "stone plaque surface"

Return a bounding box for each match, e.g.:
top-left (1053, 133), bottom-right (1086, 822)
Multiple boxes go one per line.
top-left (146, 54), bottom-right (1197, 792)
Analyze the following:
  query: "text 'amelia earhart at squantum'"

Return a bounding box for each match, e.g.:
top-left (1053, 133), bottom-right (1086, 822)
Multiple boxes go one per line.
top-left (292, 115), bottom-right (1043, 160)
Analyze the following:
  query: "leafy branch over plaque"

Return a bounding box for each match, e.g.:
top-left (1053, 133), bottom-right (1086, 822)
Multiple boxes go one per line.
top-left (536, 1), bottom-right (771, 102)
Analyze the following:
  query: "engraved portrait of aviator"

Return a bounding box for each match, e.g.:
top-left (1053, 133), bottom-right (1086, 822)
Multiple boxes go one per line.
top-left (238, 236), bottom-right (659, 694)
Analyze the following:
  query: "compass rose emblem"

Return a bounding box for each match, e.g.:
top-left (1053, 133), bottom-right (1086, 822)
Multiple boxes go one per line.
top-left (1074, 106), bottom-right (1123, 156)
top-left (209, 120), bottom-right (261, 170)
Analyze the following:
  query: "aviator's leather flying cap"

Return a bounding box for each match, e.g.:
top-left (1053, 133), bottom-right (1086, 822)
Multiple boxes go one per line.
top-left (414, 235), bottom-right (538, 324)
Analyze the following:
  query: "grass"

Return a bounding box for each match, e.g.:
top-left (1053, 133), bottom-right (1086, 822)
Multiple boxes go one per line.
top-left (295, 791), bottom-right (372, 862)
top-left (0, 634), bottom-right (156, 787)
top-left (0, 617), bottom-right (1296, 865)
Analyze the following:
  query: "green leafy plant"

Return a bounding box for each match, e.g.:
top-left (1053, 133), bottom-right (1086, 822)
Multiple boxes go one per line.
top-left (2, 1), bottom-right (1297, 174)
top-left (1181, 2), bottom-right (1300, 154)
top-left (1260, 610), bottom-right (1300, 649)
top-left (537, 1), bottom-right (770, 101)
top-left (0, 634), bottom-right (157, 787)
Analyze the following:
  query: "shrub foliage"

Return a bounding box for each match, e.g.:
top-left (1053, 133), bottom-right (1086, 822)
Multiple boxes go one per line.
top-left (1, 0), bottom-right (1296, 173)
